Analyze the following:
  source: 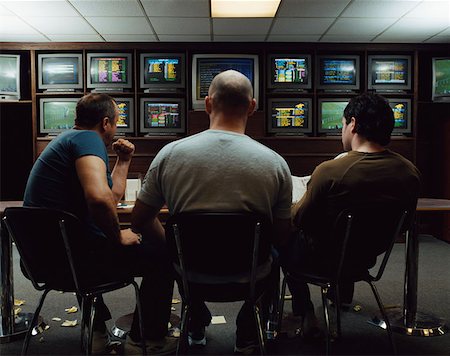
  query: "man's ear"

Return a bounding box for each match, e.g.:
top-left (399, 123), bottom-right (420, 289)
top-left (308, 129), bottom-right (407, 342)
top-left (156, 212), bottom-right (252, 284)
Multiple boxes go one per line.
top-left (101, 117), bottom-right (109, 131)
top-left (247, 98), bottom-right (256, 117)
top-left (205, 96), bottom-right (212, 114)
top-left (350, 117), bottom-right (357, 133)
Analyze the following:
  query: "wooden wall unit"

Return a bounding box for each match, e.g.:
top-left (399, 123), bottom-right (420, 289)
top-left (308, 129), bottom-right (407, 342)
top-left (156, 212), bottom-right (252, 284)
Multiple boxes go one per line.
top-left (1, 41), bottom-right (449, 239)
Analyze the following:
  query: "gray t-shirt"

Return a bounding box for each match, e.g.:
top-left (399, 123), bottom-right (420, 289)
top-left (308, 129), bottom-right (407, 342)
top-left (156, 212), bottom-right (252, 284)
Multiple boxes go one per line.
top-left (139, 129), bottom-right (293, 221)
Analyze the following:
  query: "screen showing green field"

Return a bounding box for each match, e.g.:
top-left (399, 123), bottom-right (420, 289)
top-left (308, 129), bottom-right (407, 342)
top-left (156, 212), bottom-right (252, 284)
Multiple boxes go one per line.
top-left (434, 59), bottom-right (450, 95)
top-left (0, 56), bottom-right (19, 93)
top-left (320, 101), bottom-right (348, 130)
top-left (43, 101), bottom-right (76, 130)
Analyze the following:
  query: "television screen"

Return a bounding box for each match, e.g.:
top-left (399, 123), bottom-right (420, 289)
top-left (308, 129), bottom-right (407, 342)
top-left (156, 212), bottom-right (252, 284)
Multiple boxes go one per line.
top-left (368, 55), bottom-right (411, 91)
top-left (140, 98), bottom-right (185, 135)
top-left (38, 53), bottom-right (83, 91)
top-left (140, 53), bottom-right (185, 91)
top-left (388, 98), bottom-right (412, 135)
top-left (318, 98), bottom-right (350, 135)
top-left (191, 54), bottom-right (259, 110)
top-left (113, 97), bottom-right (134, 135)
top-left (317, 55), bottom-right (360, 91)
top-left (0, 54), bottom-right (20, 100)
top-left (267, 98), bottom-right (312, 135)
top-left (87, 53), bottom-right (132, 90)
top-left (432, 57), bottom-right (450, 102)
top-left (268, 54), bottom-right (311, 91)
top-left (39, 98), bottom-right (77, 135)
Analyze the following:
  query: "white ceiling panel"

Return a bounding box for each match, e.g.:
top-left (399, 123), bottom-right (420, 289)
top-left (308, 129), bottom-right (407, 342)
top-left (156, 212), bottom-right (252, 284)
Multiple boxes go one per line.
top-left (0, 16), bottom-right (41, 35)
top-left (213, 35), bottom-right (267, 41)
top-left (266, 34), bottom-right (321, 42)
top-left (341, 0), bottom-right (420, 18)
top-left (157, 34), bottom-right (211, 41)
top-left (327, 18), bottom-right (396, 35)
top-left (0, 34), bottom-right (49, 42)
top-left (213, 18), bottom-right (272, 35)
top-left (406, 0), bottom-right (450, 18)
top-left (372, 35), bottom-right (432, 43)
top-left (271, 18), bottom-right (334, 35)
top-left (47, 34), bottom-right (105, 42)
top-left (380, 17), bottom-right (449, 37)
top-left (71, 0), bottom-right (145, 17)
top-left (277, 0), bottom-right (351, 18)
top-left (0, 4), bottom-right (14, 15)
top-left (23, 16), bottom-right (96, 35)
top-left (150, 17), bottom-right (210, 34)
top-left (320, 34), bottom-right (376, 42)
top-left (1, 0), bottom-right (79, 17)
top-left (86, 17), bottom-right (151, 34)
top-left (142, 0), bottom-right (210, 17)
top-left (424, 34), bottom-right (450, 42)
top-left (102, 34), bottom-right (158, 41)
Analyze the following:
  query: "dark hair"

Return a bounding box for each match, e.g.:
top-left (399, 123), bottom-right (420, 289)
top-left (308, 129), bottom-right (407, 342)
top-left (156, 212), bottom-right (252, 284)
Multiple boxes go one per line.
top-left (75, 93), bottom-right (116, 128)
top-left (343, 93), bottom-right (394, 146)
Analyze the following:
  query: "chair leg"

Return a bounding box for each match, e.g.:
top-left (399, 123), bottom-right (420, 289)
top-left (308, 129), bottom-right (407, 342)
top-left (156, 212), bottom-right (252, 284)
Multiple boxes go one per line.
top-left (253, 304), bottom-right (267, 355)
top-left (368, 281), bottom-right (397, 355)
top-left (276, 275), bottom-right (288, 335)
top-left (86, 296), bottom-right (96, 355)
top-left (321, 287), bottom-right (331, 356)
top-left (177, 302), bottom-right (190, 355)
top-left (21, 289), bottom-right (51, 355)
top-left (334, 284), bottom-right (342, 339)
top-left (131, 280), bottom-right (147, 355)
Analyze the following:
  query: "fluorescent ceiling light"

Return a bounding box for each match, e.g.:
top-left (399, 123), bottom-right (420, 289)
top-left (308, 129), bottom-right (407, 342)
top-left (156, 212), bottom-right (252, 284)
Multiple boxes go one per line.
top-left (211, 0), bottom-right (281, 18)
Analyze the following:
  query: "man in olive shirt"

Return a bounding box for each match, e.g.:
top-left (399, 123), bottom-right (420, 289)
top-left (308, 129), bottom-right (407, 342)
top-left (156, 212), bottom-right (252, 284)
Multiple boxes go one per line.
top-left (284, 93), bottom-right (421, 336)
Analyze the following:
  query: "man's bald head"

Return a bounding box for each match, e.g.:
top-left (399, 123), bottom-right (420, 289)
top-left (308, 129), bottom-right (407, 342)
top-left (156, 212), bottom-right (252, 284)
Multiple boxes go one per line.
top-left (207, 70), bottom-right (254, 116)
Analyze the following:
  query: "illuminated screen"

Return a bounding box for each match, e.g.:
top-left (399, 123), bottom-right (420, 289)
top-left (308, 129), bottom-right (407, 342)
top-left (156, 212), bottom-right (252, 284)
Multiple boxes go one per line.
top-left (273, 58), bottom-right (308, 84)
top-left (0, 55), bottom-right (19, 96)
top-left (320, 58), bottom-right (356, 85)
top-left (42, 57), bottom-right (79, 85)
top-left (144, 103), bottom-right (180, 128)
top-left (268, 99), bottom-right (312, 135)
top-left (41, 100), bottom-right (77, 133)
top-left (319, 100), bottom-right (349, 133)
top-left (115, 99), bottom-right (131, 128)
top-left (433, 58), bottom-right (450, 97)
top-left (371, 59), bottom-right (408, 85)
top-left (196, 57), bottom-right (254, 99)
top-left (390, 102), bottom-right (408, 129)
top-left (90, 56), bottom-right (128, 84)
top-left (144, 57), bottom-right (181, 84)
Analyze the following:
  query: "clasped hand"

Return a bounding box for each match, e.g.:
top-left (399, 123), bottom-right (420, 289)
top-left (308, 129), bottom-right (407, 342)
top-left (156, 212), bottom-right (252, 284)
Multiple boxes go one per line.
top-left (112, 138), bottom-right (135, 161)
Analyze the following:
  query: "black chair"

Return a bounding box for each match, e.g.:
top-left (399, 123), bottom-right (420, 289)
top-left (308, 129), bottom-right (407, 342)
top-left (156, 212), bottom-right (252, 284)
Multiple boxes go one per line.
top-left (2, 207), bottom-right (146, 355)
top-left (165, 212), bottom-right (276, 355)
top-left (278, 205), bottom-right (414, 355)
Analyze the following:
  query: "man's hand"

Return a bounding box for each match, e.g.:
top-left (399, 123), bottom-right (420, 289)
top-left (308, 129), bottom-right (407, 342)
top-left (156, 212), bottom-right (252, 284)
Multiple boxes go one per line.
top-left (112, 139), bottom-right (135, 162)
top-left (119, 228), bottom-right (142, 245)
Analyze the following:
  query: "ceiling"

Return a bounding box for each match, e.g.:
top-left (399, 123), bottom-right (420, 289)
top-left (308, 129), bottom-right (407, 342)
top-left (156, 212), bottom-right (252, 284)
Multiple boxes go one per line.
top-left (0, 0), bottom-right (449, 43)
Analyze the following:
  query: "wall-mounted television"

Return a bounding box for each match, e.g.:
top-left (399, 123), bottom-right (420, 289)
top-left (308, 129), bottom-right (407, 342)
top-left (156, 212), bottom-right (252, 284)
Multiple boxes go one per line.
top-left (87, 52), bottom-right (132, 91)
top-left (267, 98), bottom-right (312, 135)
top-left (140, 53), bottom-right (185, 92)
top-left (316, 55), bottom-right (360, 92)
top-left (387, 98), bottom-right (412, 135)
top-left (432, 57), bottom-right (450, 102)
top-left (317, 98), bottom-right (350, 135)
top-left (0, 54), bottom-right (20, 100)
top-left (113, 97), bottom-right (134, 136)
top-left (191, 54), bottom-right (259, 110)
top-left (368, 55), bottom-right (411, 92)
top-left (267, 54), bottom-right (312, 91)
top-left (140, 98), bottom-right (185, 136)
top-left (37, 53), bottom-right (83, 91)
top-left (39, 98), bottom-right (77, 135)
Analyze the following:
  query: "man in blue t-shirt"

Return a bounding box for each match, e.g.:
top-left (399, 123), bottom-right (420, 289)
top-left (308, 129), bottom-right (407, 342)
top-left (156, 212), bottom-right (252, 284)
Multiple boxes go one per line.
top-left (24, 93), bottom-right (176, 355)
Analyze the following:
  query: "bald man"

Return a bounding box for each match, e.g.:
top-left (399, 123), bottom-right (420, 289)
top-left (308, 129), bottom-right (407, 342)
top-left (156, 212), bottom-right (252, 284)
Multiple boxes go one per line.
top-left (132, 70), bottom-right (292, 354)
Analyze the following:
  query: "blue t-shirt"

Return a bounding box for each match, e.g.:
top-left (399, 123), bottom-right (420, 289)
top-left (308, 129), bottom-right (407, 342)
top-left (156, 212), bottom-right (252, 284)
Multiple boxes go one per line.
top-left (24, 130), bottom-right (112, 238)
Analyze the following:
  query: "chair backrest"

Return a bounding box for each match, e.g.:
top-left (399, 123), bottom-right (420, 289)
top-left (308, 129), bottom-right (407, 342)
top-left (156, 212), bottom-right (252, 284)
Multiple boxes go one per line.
top-left (331, 203), bottom-right (415, 282)
top-left (3, 207), bottom-right (89, 292)
top-left (165, 212), bottom-right (272, 277)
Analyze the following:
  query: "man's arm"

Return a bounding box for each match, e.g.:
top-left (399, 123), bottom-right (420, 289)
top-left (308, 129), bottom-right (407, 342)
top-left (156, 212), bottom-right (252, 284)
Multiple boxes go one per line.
top-left (131, 199), bottom-right (165, 242)
top-left (111, 138), bottom-right (135, 204)
top-left (76, 155), bottom-right (140, 245)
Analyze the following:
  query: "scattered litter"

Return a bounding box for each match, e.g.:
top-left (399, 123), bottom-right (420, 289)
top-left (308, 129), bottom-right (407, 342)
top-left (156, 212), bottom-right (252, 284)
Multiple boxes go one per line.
top-left (32, 321), bottom-right (49, 335)
top-left (39, 337), bottom-right (45, 343)
top-left (169, 327), bottom-right (180, 338)
top-left (171, 307), bottom-right (176, 311)
top-left (61, 320), bottom-right (77, 327)
top-left (211, 316), bottom-right (226, 324)
top-left (14, 299), bottom-right (25, 306)
top-left (14, 307), bottom-right (22, 316)
top-left (168, 322), bottom-right (172, 328)
top-left (385, 304), bottom-right (400, 310)
top-left (171, 298), bottom-right (181, 304)
top-left (353, 305), bottom-right (362, 312)
top-left (65, 306), bottom-right (78, 313)
top-left (52, 317), bottom-right (62, 322)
